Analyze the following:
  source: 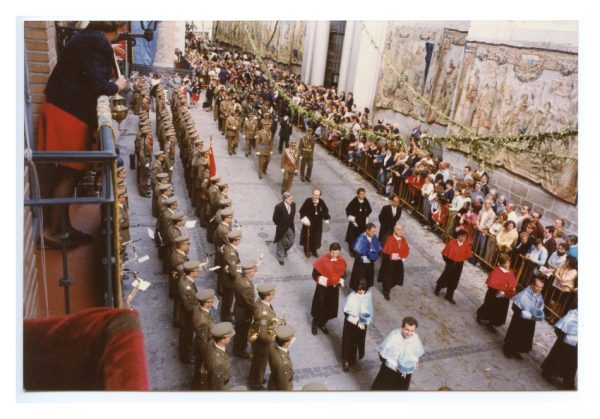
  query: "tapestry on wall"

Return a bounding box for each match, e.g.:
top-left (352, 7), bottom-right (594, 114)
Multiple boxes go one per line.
top-left (214, 21), bottom-right (305, 67)
top-left (449, 42), bottom-right (578, 203)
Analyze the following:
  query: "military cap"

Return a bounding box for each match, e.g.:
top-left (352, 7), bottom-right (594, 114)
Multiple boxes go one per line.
top-left (140, 125), bottom-right (152, 134)
top-left (241, 259), bottom-right (257, 272)
top-left (165, 128), bottom-right (176, 136)
top-left (274, 325), bottom-right (295, 341)
top-left (118, 190), bottom-right (128, 198)
top-left (117, 165), bottom-right (126, 173)
top-left (211, 322), bottom-right (235, 338)
top-left (183, 260), bottom-right (201, 272)
top-left (156, 172), bottom-right (169, 180)
top-left (196, 288), bottom-right (215, 302)
top-left (155, 150), bottom-right (166, 157)
top-left (221, 208), bottom-right (234, 218)
top-left (169, 210), bottom-right (185, 220)
top-left (227, 229), bottom-right (242, 240)
top-left (257, 282), bottom-right (276, 294)
top-left (217, 181), bottom-right (228, 189)
top-left (210, 175), bottom-right (221, 182)
top-left (174, 234), bottom-right (190, 244)
top-left (117, 177), bottom-right (125, 185)
top-left (165, 196), bottom-right (178, 205)
top-left (302, 382), bottom-right (327, 391)
top-left (219, 198), bottom-right (232, 207)
top-left (158, 183), bottom-right (173, 191)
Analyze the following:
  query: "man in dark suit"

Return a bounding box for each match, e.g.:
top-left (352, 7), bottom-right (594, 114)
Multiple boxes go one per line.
top-left (378, 194), bottom-right (402, 245)
top-left (273, 192), bottom-right (296, 265)
top-left (345, 188), bottom-right (372, 254)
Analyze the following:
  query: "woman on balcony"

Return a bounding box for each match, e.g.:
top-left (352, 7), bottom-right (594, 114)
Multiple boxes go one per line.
top-left (38, 21), bottom-right (128, 248)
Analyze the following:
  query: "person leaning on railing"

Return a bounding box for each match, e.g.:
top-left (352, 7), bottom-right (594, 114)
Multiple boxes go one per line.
top-left (495, 220), bottom-right (518, 253)
top-left (37, 20), bottom-right (128, 249)
top-left (547, 256), bottom-right (578, 322)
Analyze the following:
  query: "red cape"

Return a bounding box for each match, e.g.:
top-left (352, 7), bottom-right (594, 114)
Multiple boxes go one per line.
top-left (382, 234), bottom-right (410, 258)
top-left (442, 239), bottom-right (473, 262)
top-left (485, 266), bottom-right (517, 298)
top-left (313, 253), bottom-right (347, 286)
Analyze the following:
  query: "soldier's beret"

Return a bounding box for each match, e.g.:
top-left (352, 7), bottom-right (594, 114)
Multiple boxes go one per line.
top-left (302, 382), bottom-right (327, 391)
top-left (241, 259), bottom-right (257, 272)
top-left (158, 183), bottom-right (173, 191)
top-left (165, 196), bottom-right (178, 205)
top-left (210, 175), bottom-right (221, 182)
top-left (274, 325), bottom-right (295, 341)
top-left (174, 234), bottom-right (190, 244)
top-left (257, 282), bottom-right (276, 294)
top-left (211, 322), bottom-right (235, 338)
top-left (183, 260), bottom-right (201, 272)
top-left (219, 198), bottom-right (232, 207)
top-left (156, 173), bottom-right (169, 180)
top-left (155, 151), bottom-right (166, 157)
top-left (196, 288), bottom-right (215, 301)
top-left (227, 229), bottom-right (242, 240)
top-left (221, 208), bottom-right (234, 218)
top-left (169, 210), bottom-right (185, 220)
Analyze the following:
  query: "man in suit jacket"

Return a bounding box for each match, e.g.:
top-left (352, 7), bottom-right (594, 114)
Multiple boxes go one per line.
top-left (378, 194), bottom-right (402, 245)
top-left (273, 192), bottom-right (296, 265)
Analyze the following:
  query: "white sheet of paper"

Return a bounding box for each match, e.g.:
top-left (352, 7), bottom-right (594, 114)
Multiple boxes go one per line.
top-left (147, 228), bottom-right (155, 240)
top-left (208, 266), bottom-right (221, 271)
top-left (138, 255), bottom-right (150, 263)
top-left (132, 278), bottom-right (151, 291)
top-left (185, 220), bottom-right (197, 228)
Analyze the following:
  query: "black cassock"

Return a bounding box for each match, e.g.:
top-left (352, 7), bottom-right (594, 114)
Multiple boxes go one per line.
top-left (310, 268), bottom-right (340, 325)
top-left (341, 316), bottom-right (367, 364)
top-left (436, 256), bottom-right (464, 291)
top-left (344, 197), bottom-right (372, 248)
top-left (541, 329), bottom-right (577, 388)
top-left (377, 255), bottom-right (405, 291)
top-left (299, 198), bottom-right (330, 254)
top-left (476, 288), bottom-right (510, 326)
top-left (504, 304), bottom-right (537, 354)
top-left (371, 362), bottom-right (411, 391)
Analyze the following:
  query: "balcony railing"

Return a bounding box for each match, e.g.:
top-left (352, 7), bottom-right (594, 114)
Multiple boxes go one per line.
top-left (24, 96), bottom-right (122, 314)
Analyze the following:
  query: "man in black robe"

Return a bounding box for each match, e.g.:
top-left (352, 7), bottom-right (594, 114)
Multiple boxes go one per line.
top-left (299, 188), bottom-right (331, 258)
top-left (344, 188), bottom-right (372, 254)
top-left (377, 194), bottom-right (402, 245)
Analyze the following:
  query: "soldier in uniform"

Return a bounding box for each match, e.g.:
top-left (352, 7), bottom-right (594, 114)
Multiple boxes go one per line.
top-left (192, 288), bottom-right (216, 390)
top-left (232, 260), bottom-right (258, 359)
top-left (158, 196), bottom-right (178, 252)
top-left (218, 93), bottom-right (231, 134)
top-left (170, 234), bottom-right (190, 326)
top-left (225, 104), bottom-right (242, 155)
top-left (256, 115), bottom-right (273, 179)
top-left (221, 229), bottom-right (242, 322)
top-left (248, 283), bottom-right (277, 390)
top-left (243, 110), bottom-right (259, 157)
top-left (188, 139), bottom-right (204, 194)
top-left (135, 121), bottom-right (153, 197)
top-left (178, 261), bottom-right (202, 364)
top-left (281, 140), bottom-right (300, 194)
top-left (195, 154), bottom-right (211, 225)
top-left (205, 175), bottom-right (222, 243)
top-left (205, 322), bottom-right (235, 391)
top-left (267, 325), bottom-right (296, 391)
top-left (214, 208), bottom-right (234, 295)
top-left (164, 210), bottom-right (186, 273)
top-left (299, 127), bottom-right (316, 182)
top-left (207, 181), bottom-right (229, 244)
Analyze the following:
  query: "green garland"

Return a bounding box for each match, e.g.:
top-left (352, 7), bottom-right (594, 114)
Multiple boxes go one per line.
top-left (240, 22), bottom-right (577, 165)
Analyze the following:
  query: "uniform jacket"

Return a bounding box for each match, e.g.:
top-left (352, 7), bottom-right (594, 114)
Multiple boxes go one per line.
top-left (206, 342), bottom-right (230, 390)
top-left (233, 274), bottom-right (256, 322)
top-left (299, 134), bottom-right (315, 158)
top-left (267, 345), bottom-right (294, 390)
top-left (256, 128), bottom-right (273, 156)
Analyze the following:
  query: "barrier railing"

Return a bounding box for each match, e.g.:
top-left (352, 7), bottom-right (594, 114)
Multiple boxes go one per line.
top-left (24, 96), bottom-right (121, 313)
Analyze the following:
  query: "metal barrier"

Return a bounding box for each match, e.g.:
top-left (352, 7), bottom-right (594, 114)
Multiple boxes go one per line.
top-left (24, 96), bottom-right (121, 313)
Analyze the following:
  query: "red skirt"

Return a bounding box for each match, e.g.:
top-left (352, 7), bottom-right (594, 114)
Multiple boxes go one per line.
top-left (37, 101), bottom-right (95, 170)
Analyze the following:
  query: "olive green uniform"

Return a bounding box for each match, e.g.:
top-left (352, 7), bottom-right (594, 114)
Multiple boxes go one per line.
top-left (178, 275), bottom-right (198, 363)
top-left (248, 300), bottom-right (276, 389)
top-left (192, 307), bottom-right (214, 390)
top-left (267, 345), bottom-right (294, 390)
top-left (205, 342), bottom-right (231, 390)
top-left (232, 274), bottom-right (256, 356)
top-left (221, 243), bottom-right (241, 322)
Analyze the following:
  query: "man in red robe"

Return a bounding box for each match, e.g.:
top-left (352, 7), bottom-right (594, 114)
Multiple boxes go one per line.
top-left (310, 242), bottom-right (347, 335)
top-left (377, 225), bottom-right (410, 301)
top-left (434, 230), bottom-right (473, 304)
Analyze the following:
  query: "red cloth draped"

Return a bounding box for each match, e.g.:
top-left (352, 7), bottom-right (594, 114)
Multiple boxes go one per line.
top-left (23, 307), bottom-right (149, 391)
top-left (37, 101), bottom-right (94, 171)
top-left (382, 234), bottom-right (410, 258)
top-left (486, 266), bottom-right (517, 298)
top-left (209, 145), bottom-right (217, 177)
top-left (313, 253), bottom-right (347, 286)
top-left (442, 239), bottom-right (473, 262)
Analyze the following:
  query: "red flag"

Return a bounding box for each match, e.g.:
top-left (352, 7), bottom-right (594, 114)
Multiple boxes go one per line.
top-left (209, 145), bottom-right (217, 177)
